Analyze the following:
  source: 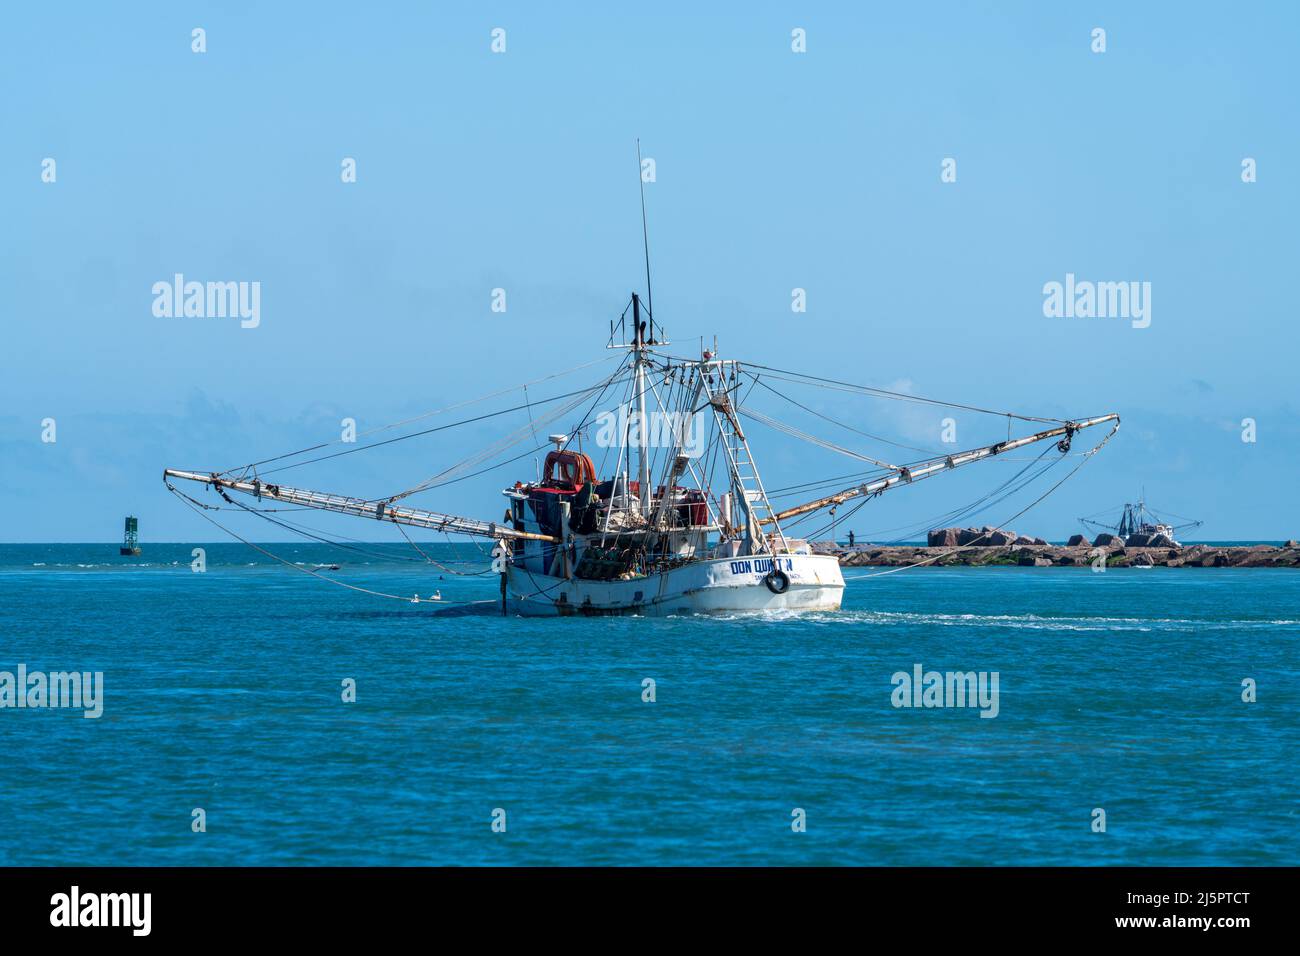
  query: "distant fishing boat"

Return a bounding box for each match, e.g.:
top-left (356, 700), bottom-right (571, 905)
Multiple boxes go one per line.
top-left (162, 154), bottom-right (1121, 615)
top-left (1078, 493), bottom-right (1202, 547)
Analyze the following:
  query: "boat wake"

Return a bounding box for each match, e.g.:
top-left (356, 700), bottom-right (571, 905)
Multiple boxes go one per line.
top-left (796, 609), bottom-right (1300, 631)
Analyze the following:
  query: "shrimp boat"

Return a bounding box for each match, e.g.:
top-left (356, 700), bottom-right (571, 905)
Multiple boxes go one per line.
top-left (1078, 494), bottom-right (1202, 547)
top-left (163, 159), bottom-right (1119, 615)
top-left (162, 290), bottom-right (1120, 616)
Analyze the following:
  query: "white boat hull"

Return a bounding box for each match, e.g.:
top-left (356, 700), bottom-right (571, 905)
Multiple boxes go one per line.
top-left (504, 552), bottom-right (844, 616)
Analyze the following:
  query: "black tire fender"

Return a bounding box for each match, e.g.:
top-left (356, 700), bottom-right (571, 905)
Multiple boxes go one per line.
top-left (764, 568), bottom-right (791, 594)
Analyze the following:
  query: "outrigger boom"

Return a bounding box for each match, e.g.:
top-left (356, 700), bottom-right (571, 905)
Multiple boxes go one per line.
top-left (761, 413), bottom-right (1121, 525)
top-left (162, 469), bottom-right (561, 543)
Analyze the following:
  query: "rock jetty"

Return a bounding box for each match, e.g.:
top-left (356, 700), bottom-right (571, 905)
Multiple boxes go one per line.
top-left (821, 528), bottom-right (1300, 568)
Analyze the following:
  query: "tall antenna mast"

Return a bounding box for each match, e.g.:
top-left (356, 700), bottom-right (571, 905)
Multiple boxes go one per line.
top-left (636, 138), bottom-right (654, 331)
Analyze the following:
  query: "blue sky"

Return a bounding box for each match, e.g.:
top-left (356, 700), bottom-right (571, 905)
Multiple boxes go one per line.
top-left (2, 2), bottom-right (1297, 542)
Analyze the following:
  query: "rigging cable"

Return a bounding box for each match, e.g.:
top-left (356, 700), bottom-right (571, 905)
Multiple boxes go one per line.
top-left (749, 377), bottom-right (940, 458)
top-left (739, 361), bottom-right (1073, 425)
top-left (236, 377), bottom-right (624, 481)
top-left (220, 354), bottom-right (619, 477)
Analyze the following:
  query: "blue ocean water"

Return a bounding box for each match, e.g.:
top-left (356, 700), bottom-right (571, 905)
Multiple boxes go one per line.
top-left (0, 542), bottom-right (1296, 866)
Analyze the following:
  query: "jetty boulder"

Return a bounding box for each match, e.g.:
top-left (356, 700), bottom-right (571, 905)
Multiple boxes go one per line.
top-left (1125, 533), bottom-right (1153, 547)
top-left (928, 528), bottom-right (961, 547)
top-left (1147, 533), bottom-right (1176, 549)
top-left (1067, 534), bottom-right (1090, 547)
top-left (956, 526), bottom-right (1015, 546)
top-left (1093, 533), bottom-right (1122, 547)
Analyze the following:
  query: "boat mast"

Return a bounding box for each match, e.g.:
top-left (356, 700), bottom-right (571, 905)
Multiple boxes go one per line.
top-left (633, 294), bottom-right (651, 517)
top-left (633, 138), bottom-right (655, 519)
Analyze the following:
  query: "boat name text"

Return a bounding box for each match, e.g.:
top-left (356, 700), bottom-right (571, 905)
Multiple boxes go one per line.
top-left (729, 557), bottom-right (795, 575)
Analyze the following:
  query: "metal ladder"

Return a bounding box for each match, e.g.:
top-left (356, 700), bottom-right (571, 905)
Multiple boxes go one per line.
top-left (703, 381), bottom-right (788, 555)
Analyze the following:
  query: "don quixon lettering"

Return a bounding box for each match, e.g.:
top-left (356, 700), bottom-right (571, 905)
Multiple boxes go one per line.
top-left (729, 557), bottom-right (794, 575)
